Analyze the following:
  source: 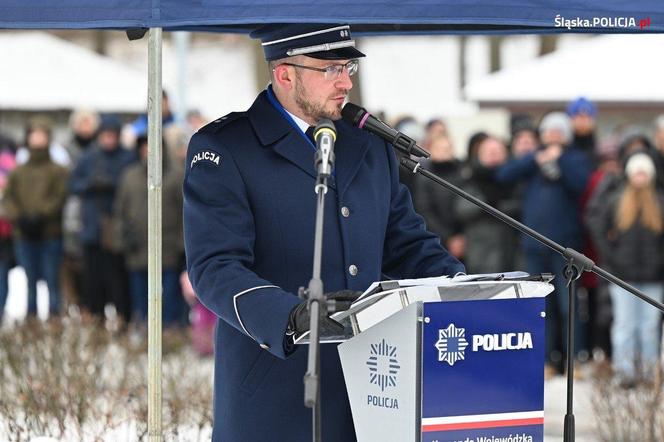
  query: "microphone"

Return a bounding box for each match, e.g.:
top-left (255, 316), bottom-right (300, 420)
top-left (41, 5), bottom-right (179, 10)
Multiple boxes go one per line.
top-left (341, 103), bottom-right (430, 159)
top-left (313, 119), bottom-right (336, 179)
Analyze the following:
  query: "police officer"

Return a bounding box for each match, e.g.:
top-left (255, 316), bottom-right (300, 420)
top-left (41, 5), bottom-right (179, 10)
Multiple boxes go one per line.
top-left (184, 24), bottom-right (465, 441)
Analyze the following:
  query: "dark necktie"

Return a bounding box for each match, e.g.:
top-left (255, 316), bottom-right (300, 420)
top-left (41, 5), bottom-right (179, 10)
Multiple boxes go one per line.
top-left (305, 126), bottom-right (316, 145)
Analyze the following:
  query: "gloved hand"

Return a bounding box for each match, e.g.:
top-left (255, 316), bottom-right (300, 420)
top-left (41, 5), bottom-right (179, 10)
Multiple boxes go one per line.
top-left (89, 174), bottom-right (114, 192)
top-left (288, 290), bottom-right (363, 337)
top-left (18, 215), bottom-right (45, 241)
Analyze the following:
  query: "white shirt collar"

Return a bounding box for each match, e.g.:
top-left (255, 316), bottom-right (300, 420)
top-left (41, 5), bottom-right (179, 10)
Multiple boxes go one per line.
top-left (284, 109), bottom-right (311, 134)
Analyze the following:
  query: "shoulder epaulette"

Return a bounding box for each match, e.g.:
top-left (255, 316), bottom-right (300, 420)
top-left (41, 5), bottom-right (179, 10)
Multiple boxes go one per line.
top-left (198, 112), bottom-right (247, 134)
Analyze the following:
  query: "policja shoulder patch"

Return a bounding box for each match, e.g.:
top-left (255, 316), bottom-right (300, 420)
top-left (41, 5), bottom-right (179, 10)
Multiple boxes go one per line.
top-left (190, 150), bottom-right (222, 169)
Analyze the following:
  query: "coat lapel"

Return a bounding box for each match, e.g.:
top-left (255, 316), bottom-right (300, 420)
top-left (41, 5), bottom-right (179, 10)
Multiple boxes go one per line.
top-left (249, 91), bottom-right (318, 181)
top-left (248, 91), bottom-right (368, 194)
top-left (334, 119), bottom-right (370, 198)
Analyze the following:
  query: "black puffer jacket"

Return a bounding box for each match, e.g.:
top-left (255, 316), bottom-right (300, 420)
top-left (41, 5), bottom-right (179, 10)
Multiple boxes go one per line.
top-left (413, 160), bottom-right (464, 243)
top-left (454, 163), bottom-right (520, 273)
top-left (586, 183), bottom-right (664, 281)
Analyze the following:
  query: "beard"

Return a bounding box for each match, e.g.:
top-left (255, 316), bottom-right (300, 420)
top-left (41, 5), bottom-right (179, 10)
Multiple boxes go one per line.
top-left (294, 72), bottom-right (346, 122)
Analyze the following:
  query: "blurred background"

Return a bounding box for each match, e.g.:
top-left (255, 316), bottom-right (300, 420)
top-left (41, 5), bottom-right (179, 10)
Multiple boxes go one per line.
top-left (2, 32), bottom-right (662, 154)
top-left (1, 30), bottom-right (664, 441)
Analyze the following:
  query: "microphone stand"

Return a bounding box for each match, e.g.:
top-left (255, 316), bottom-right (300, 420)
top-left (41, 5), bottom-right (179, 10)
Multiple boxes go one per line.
top-left (299, 129), bottom-right (336, 442)
top-left (400, 156), bottom-right (664, 442)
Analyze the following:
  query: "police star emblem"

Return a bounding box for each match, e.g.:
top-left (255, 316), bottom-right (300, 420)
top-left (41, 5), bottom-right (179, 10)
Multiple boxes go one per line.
top-left (367, 339), bottom-right (400, 392)
top-left (435, 323), bottom-right (469, 366)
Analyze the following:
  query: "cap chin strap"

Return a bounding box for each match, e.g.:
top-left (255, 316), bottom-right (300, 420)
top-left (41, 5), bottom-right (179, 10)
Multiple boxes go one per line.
top-left (286, 40), bottom-right (356, 57)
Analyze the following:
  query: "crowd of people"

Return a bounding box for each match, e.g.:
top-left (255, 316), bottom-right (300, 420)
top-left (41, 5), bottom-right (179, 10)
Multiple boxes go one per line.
top-left (0, 95), bottom-right (663, 381)
top-left (0, 93), bottom-right (216, 355)
top-left (398, 97), bottom-right (664, 385)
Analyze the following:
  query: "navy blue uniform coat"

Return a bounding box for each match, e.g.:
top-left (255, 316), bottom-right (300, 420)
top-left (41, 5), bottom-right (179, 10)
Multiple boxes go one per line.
top-left (184, 90), bottom-right (464, 441)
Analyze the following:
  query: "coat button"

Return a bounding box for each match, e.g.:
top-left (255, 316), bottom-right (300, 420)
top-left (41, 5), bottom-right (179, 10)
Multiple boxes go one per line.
top-left (259, 343), bottom-right (270, 350)
top-left (348, 265), bottom-right (358, 276)
top-left (341, 206), bottom-right (350, 217)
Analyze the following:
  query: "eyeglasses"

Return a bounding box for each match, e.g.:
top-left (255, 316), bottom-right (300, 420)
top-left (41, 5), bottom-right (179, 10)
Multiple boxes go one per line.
top-left (281, 59), bottom-right (359, 80)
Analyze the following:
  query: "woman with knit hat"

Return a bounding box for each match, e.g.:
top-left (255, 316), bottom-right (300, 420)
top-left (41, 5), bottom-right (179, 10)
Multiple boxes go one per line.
top-left (587, 152), bottom-right (664, 385)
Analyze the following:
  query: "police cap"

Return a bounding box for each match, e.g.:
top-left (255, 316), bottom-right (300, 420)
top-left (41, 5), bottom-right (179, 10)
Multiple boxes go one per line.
top-left (251, 24), bottom-right (366, 61)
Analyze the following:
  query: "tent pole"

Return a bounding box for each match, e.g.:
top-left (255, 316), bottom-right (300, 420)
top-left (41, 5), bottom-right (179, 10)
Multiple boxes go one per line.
top-left (147, 27), bottom-right (163, 442)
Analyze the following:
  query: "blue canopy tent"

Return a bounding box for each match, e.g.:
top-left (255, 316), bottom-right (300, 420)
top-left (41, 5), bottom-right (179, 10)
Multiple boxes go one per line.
top-left (2, 0), bottom-right (664, 32)
top-left (2, 2), bottom-right (663, 440)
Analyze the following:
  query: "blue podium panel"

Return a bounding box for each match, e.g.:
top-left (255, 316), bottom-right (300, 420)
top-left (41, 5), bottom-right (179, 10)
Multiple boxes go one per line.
top-left (421, 298), bottom-right (545, 442)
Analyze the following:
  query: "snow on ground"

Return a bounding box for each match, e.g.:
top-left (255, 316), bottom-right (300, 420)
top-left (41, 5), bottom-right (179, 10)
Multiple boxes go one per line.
top-left (544, 374), bottom-right (599, 441)
top-left (4, 269), bottom-right (600, 441)
top-left (4, 266), bottom-right (50, 322)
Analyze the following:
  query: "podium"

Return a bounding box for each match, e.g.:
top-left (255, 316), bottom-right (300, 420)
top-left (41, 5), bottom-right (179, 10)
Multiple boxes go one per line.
top-left (317, 274), bottom-right (553, 442)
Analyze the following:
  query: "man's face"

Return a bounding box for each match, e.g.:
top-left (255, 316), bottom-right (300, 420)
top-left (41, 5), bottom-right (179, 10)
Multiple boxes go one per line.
top-left (512, 130), bottom-right (538, 157)
top-left (28, 128), bottom-right (49, 150)
top-left (98, 130), bottom-right (119, 151)
top-left (292, 58), bottom-right (353, 122)
top-left (428, 137), bottom-right (454, 162)
top-left (541, 128), bottom-right (566, 146)
top-left (478, 138), bottom-right (507, 168)
top-left (75, 116), bottom-right (97, 139)
top-left (571, 113), bottom-right (595, 136)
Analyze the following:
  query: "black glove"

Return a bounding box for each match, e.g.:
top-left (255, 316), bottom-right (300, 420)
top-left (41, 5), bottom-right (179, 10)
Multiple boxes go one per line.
top-left (18, 215), bottom-right (45, 241)
top-left (89, 174), bottom-right (114, 192)
top-left (287, 290), bottom-right (363, 337)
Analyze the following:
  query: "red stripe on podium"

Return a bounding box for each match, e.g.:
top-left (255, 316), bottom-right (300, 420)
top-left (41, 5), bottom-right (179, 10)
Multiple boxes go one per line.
top-left (422, 417), bottom-right (544, 432)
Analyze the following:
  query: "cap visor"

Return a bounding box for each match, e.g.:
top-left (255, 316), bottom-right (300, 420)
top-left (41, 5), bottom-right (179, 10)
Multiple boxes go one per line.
top-left (305, 46), bottom-right (365, 60)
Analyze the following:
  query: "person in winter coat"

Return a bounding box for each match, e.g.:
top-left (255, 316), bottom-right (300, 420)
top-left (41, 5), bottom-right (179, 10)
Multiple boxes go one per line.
top-left (394, 116), bottom-right (425, 197)
top-left (567, 97), bottom-right (597, 162)
top-left (496, 111), bottom-right (591, 373)
top-left (69, 115), bottom-right (136, 322)
top-left (587, 152), bottom-right (664, 382)
top-left (113, 135), bottom-right (185, 326)
top-left (455, 136), bottom-right (519, 273)
top-left (587, 129), bottom-right (659, 214)
top-left (184, 23), bottom-right (464, 441)
top-left (651, 115), bottom-right (664, 184)
top-left (414, 134), bottom-right (466, 260)
top-left (0, 133), bottom-right (17, 324)
top-left (578, 138), bottom-right (620, 362)
top-left (163, 125), bottom-right (188, 271)
top-left (510, 115), bottom-right (539, 158)
top-left (4, 117), bottom-right (68, 318)
top-left (60, 108), bottom-right (101, 315)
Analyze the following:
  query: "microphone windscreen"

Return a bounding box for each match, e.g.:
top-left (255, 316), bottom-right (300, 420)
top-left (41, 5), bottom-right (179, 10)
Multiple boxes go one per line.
top-left (341, 103), bottom-right (365, 126)
top-left (315, 118), bottom-right (336, 133)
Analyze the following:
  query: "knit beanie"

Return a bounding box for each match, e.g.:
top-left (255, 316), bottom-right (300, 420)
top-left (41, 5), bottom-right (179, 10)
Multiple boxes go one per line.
top-left (625, 153), bottom-right (656, 181)
top-left (539, 112), bottom-right (572, 145)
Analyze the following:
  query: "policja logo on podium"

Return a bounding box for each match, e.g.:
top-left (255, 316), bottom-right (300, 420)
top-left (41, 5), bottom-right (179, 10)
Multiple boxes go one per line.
top-left (435, 323), bottom-right (470, 367)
